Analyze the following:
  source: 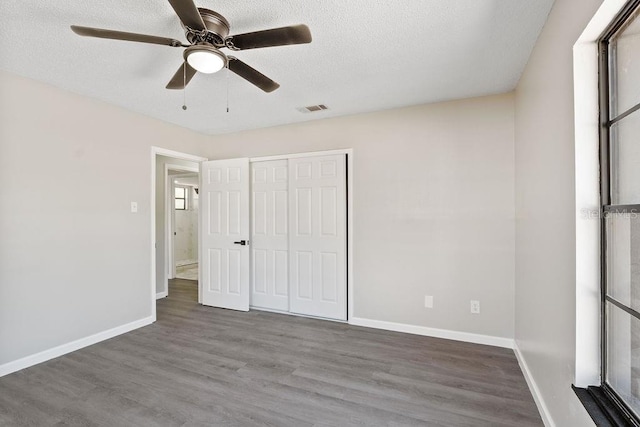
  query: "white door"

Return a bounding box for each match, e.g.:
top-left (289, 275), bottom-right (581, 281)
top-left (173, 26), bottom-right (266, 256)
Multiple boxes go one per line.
top-left (200, 158), bottom-right (250, 311)
top-left (289, 154), bottom-right (347, 320)
top-left (250, 160), bottom-right (289, 311)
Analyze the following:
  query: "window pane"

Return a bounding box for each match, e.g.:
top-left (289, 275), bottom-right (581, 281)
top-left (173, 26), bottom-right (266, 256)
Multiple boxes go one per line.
top-left (175, 187), bottom-right (185, 198)
top-left (607, 211), bottom-right (640, 311)
top-left (613, 7), bottom-right (640, 116)
top-left (175, 199), bottom-right (185, 210)
top-left (611, 111), bottom-right (640, 204)
top-left (606, 302), bottom-right (640, 417)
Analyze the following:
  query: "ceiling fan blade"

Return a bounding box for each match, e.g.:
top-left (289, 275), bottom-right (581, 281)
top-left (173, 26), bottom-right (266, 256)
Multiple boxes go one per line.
top-left (228, 58), bottom-right (280, 93)
top-left (227, 25), bottom-right (312, 50)
top-left (71, 25), bottom-right (184, 47)
top-left (166, 62), bottom-right (197, 89)
top-left (167, 0), bottom-right (206, 31)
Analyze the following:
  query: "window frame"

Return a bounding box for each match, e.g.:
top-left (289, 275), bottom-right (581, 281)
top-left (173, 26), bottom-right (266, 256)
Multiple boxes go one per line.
top-left (599, 0), bottom-right (640, 422)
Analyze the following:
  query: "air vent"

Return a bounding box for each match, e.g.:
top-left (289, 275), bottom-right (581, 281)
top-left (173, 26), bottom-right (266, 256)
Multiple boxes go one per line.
top-left (298, 104), bottom-right (329, 113)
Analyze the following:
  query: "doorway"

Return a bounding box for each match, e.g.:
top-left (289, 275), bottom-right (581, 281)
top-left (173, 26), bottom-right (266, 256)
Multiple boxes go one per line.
top-left (172, 173), bottom-right (199, 281)
top-left (151, 148), bottom-right (207, 316)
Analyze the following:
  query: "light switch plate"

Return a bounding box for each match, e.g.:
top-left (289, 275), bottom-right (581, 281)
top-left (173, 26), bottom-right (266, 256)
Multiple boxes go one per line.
top-left (424, 295), bottom-right (433, 308)
top-left (131, 202), bottom-right (138, 213)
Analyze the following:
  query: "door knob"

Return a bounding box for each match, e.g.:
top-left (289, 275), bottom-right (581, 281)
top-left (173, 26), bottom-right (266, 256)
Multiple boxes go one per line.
top-left (233, 240), bottom-right (249, 246)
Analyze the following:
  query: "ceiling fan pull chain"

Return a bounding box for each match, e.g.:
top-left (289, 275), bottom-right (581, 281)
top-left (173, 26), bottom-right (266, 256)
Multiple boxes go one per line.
top-left (226, 65), bottom-right (230, 113)
top-left (182, 63), bottom-right (188, 111)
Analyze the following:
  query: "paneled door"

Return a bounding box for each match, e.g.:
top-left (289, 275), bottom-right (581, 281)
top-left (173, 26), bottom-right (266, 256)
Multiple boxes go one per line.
top-left (250, 160), bottom-right (289, 311)
top-left (289, 155), bottom-right (347, 320)
top-left (200, 158), bottom-right (250, 311)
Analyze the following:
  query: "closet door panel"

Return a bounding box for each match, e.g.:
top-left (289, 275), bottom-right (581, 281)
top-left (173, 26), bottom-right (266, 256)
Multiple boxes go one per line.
top-left (250, 160), bottom-right (289, 311)
top-left (289, 155), bottom-right (347, 320)
top-left (200, 158), bottom-right (250, 311)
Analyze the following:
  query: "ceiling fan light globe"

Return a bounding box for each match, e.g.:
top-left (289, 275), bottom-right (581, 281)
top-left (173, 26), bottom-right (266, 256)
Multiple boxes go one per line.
top-left (184, 45), bottom-right (227, 74)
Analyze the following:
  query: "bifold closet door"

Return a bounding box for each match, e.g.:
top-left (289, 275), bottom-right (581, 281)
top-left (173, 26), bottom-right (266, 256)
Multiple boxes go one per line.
top-left (289, 154), bottom-right (347, 320)
top-left (250, 160), bottom-right (289, 311)
top-left (200, 158), bottom-right (250, 311)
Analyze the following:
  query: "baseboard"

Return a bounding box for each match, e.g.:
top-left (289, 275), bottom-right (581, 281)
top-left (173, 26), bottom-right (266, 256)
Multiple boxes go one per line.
top-left (349, 317), bottom-right (514, 349)
top-left (0, 316), bottom-right (154, 377)
top-left (156, 291), bottom-right (168, 299)
top-left (514, 342), bottom-right (555, 427)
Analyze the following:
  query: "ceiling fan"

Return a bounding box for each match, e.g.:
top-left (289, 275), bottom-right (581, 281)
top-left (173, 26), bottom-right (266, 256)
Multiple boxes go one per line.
top-left (70, 0), bottom-right (312, 93)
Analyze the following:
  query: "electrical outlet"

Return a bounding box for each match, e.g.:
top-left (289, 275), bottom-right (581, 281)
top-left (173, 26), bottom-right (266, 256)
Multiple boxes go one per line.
top-left (424, 295), bottom-right (433, 309)
top-left (131, 202), bottom-right (138, 213)
top-left (470, 300), bottom-right (480, 314)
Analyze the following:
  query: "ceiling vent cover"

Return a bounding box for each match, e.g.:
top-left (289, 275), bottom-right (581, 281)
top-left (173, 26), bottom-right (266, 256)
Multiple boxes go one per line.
top-left (299, 104), bottom-right (328, 113)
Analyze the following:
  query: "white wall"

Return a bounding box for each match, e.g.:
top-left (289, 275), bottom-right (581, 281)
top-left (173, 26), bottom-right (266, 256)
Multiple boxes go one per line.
top-left (514, 0), bottom-right (604, 425)
top-left (0, 71), bottom-right (209, 366)
top-left (207, 94), bottom-right (516, 340)
top-left (174, 185), bottom-right (198, 265)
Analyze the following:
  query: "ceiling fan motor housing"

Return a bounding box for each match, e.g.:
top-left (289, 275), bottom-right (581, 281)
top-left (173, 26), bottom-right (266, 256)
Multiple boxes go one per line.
top-left (183, 8), bottom-right (230, 47)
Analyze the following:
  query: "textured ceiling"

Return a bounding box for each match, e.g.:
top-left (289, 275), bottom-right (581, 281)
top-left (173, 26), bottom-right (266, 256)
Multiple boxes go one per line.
top-left (0, 0), bottom-right (554, 135)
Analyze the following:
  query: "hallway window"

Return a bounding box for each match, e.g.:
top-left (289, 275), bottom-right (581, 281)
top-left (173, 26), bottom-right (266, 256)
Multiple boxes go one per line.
top-left (175, 186), bottom-right (187, 210)
top-left (600, 0), bottom-right (640, 420)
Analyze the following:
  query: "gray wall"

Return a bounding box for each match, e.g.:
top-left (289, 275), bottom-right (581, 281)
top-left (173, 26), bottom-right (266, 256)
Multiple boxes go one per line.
top-left (514, 0), bottom-right (604, 425)
top-left (207, 94), bottom-right (516, 339)
top-left (0, 71), bottom-right (209, 365)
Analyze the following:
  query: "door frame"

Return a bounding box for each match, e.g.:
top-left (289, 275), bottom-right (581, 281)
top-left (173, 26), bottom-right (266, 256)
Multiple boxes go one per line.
top-left (165, 165), bottom-right (199, 285)
top-left (248, 149), bottom-right (354, 321)
top-left (151, 147), bottom-right (207, 321)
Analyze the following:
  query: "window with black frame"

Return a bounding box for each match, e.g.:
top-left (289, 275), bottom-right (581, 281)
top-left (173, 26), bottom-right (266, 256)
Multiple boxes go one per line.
top-left (175, 186), bottom-right (187, 210)
top-left (600, 0), bottom-right (640, 421)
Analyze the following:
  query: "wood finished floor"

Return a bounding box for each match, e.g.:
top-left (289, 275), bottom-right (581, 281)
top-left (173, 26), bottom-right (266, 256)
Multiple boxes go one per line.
top-left (0, 279), bottom-right (542, 426)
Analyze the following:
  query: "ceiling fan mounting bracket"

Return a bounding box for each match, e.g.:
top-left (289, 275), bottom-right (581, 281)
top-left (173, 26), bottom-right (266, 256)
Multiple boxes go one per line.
top-left (225, 38), bottom-right (240, 51)
top-left (183, 8), bottom-right (230, 48)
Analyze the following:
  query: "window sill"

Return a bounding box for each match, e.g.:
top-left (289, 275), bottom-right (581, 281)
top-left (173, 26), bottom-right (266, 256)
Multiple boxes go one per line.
top-left (573, 385), bottom-right (640, 427)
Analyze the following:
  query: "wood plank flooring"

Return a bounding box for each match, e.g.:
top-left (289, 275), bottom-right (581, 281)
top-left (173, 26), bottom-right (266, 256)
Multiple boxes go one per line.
top-left (0, 279), bottom-right (542, 426)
